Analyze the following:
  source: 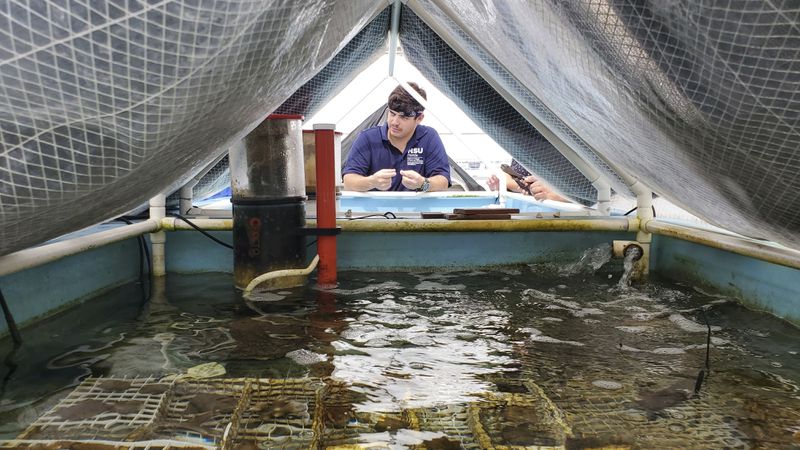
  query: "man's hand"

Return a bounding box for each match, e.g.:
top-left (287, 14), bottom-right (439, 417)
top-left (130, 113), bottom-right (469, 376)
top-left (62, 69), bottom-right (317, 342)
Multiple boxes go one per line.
top-left (369, 168), bottom-right (397, 191)
top-left (399, 169), bottom-right (425, 190)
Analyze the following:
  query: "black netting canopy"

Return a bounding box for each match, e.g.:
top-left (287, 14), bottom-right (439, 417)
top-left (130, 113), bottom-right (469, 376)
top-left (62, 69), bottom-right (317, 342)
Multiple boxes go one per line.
top-left (2, 0), bottom-right (800, 255)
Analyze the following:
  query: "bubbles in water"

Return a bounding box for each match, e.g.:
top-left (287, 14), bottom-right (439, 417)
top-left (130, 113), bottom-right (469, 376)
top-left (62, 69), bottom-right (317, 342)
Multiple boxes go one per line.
top-left (414, 281), bottom-right (465, 291)
top-left (615, 326), bottom-right (651, 334)
top-left (328, 281), bottom-right (402, 296)
top-left (592, 380), bottom-right (623, 390)
top-left (521, 327), bottom-right (585, 346)
top-left (558, 243), bottom-right (612, 277)
top-left (247, 291), bottom-right (285, 302)
top-left (559, 243), bottom-right (613, 276)
top-left (286, 349), bottom-right (327, 365)
top-left (617, 251), bottom-right (639, 287)
top-left (651, 347), bottom-right (686, 355)
top-left (669, 314), bottom-right (722, 333)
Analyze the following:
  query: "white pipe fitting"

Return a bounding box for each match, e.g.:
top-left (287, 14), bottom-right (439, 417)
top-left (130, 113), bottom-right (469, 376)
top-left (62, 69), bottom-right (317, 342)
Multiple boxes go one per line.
top-left (149, 194), bottom-right (167, 277)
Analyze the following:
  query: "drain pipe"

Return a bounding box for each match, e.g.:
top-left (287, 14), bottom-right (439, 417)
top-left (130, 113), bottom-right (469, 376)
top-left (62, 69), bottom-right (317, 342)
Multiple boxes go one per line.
top-left (314, 124), bottom-right (339, 286)
top-left (149, 193), bottom-right (167, 277)
top-left (229, 114), bottom-right (308, 290)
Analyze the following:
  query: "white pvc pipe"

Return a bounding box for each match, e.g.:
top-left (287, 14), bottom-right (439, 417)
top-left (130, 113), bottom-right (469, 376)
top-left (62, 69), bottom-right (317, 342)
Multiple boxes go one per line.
top-left (160, 217), bottom-right (233, 231)
top-left (149, 194), bottom-right (167, 277)
top-left (0, 220), bottom-right (159, 277)
top-left (633, 189), bottom-right (653, 276)
top-left (178, 151), bottom-right (228, 214)
top-left (645, 220), bottom-right (800, 271)
top-left (593, 179), bottom-right (611, 216)
top-left (179, 184), bottom-right (196, 216)
top-left (496, 167), bottom-right (507, 207)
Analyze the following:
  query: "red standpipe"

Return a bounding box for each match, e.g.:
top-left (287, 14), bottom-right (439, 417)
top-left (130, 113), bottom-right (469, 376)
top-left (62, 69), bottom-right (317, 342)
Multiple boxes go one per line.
top-left (314, 124), bottom-right (337, 285)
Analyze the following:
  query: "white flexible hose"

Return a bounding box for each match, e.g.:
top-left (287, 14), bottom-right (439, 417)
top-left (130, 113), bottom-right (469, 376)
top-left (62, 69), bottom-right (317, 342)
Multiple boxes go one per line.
top-left (243, 254), bottom-right (320, 296)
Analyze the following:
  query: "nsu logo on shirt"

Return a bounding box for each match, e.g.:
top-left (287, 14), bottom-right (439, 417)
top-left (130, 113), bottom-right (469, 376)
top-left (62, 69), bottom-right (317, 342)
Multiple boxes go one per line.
top-left (407, 147), bottom-right (424, 166)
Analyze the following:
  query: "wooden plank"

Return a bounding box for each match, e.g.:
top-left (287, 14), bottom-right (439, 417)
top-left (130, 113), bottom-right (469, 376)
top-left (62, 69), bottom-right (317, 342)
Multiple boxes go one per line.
top-left (452, 208), bottom-right (519, 215)
top-left (446, 213), bottom-right (512, 220)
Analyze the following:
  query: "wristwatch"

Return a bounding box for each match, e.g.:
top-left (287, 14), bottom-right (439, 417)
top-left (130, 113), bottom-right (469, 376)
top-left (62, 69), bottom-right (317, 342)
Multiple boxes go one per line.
top-left (419, 178), bottom-right (430, 192)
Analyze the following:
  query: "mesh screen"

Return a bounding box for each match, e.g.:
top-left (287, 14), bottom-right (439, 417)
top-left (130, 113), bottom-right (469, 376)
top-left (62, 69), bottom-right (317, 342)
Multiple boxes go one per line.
top-left (0, 1), bottom-right (385, 256)
top-left (400, 7), bottom-right (602, 205)
top-left (275, 8), bottom-right (390, 118)
top-left (406, 0), bottom-right (800, 247)
top-left (2, 0), bottom-right (800, 252)
top-left (164, 7), bottom-right (391, 211)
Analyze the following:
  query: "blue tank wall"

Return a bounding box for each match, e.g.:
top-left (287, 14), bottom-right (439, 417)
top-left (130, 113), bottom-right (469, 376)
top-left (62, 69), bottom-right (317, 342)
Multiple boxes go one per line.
top-left (651, 235), bottom-right (800, 323)
top-left (2, 229), bottom-right (799, 338)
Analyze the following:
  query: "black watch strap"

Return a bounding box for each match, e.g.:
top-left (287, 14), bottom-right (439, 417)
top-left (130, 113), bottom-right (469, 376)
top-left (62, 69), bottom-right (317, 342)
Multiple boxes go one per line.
top-left (419, 177), bottom-right (430, 192)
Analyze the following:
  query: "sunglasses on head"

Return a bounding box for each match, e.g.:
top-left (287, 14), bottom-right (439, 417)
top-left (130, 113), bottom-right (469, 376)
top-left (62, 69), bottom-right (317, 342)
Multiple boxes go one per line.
top-left (389, 109), bottom-right (423, 118)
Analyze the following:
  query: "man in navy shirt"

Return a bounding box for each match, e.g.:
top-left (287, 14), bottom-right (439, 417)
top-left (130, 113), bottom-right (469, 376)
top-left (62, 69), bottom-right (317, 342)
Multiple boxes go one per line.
top-left (342, 82), bottom-right (451, 192)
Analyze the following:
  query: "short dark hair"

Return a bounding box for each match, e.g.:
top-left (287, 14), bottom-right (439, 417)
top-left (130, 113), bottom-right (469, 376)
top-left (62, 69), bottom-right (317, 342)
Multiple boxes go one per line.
top-left (388, 82), bottom-right (426, 117)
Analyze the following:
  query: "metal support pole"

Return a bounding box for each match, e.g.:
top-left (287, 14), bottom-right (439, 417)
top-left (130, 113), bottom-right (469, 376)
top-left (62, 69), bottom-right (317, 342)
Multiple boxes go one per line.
top-left (314, 124), bottom-right (338, 286)
top-left (388, 0), bottom-right (402, 77)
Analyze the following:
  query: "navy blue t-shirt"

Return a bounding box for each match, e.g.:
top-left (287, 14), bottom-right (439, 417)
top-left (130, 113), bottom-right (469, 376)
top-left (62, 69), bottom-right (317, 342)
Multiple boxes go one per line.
top-left (342, 124), bottom-right (451, 191)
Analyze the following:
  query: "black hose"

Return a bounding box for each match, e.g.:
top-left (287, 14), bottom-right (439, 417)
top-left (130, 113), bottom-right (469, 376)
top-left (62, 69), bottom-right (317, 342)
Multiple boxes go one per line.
top-left (172, 214), bottom-right (234, 249)
top-left (0, 343), bottom-right (20, 398)
top-left (703, 309), bottom-right (712, 373)
top-left (693, 308), bottom-right (713, 395)
top-left (0, 288), bottom-right (21, 346)
top-left (623, 205), bottom-right (657, 218)
top-left (115, 218), bottom-right (148, 283)
top-left (114, 218), bottom-right (152, 302)
top-left (345, 211), bottom-right (397, 220)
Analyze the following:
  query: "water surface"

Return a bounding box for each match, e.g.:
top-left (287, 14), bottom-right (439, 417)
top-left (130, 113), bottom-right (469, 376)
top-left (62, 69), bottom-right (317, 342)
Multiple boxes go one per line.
top-left (0, 266), bottom-right (798, 448)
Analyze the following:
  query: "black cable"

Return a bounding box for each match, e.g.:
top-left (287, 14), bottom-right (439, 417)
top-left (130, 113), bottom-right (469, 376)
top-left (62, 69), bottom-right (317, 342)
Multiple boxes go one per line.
top-left (172, 214), bottom-right (234, 249)
top-left (0, 343), bottom-right (20, 398)
top-left (693, 308), bottom-right (713, 395)
top-left (622, 205), bottom-right (657, 217)
top-left (0, 288), bottom-right (21, 346)
top-left (115, 218), bottom-right (145, 284)
top-left (702, 308), bottom-right (712, 373)
top-left (306, 239), bottom-right (318, 248)
top-left (346, 211), bottom-right (397, 220)
top-left (115, 218), bottom-right (152, 303)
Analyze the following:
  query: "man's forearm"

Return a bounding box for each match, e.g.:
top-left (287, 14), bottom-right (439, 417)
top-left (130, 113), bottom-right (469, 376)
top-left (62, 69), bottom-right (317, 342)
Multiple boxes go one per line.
top-left (429, 175), bottom-right (449, 192)
top-left (343, 174), bottom-right (374, 192)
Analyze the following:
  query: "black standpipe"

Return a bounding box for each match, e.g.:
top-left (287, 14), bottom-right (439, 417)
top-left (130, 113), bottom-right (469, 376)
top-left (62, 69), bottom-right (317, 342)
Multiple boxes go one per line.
top-left (229, 114), bottom-right (307, 290)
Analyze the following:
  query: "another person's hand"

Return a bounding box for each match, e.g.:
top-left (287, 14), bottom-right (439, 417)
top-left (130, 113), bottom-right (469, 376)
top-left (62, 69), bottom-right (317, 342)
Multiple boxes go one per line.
top-left (487, 174), bottom-right (500, 191)
top-left (399, 169), bottom-right (425, 190)
top-left (369, 168), bottom-right (397, 191)
top-left (525, 176), bottom-right (567, 202)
